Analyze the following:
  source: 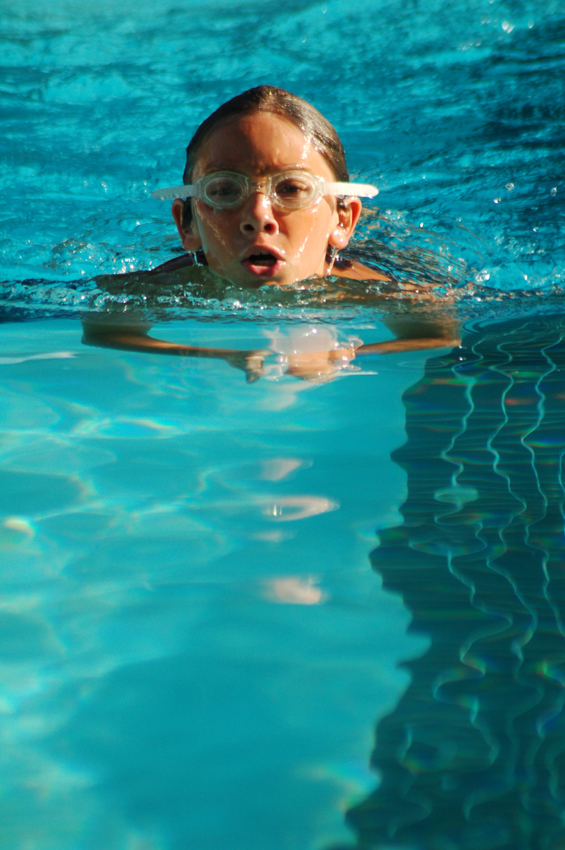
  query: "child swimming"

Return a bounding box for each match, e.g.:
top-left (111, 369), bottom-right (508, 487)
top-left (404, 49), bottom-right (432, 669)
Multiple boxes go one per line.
top-left (149, 85), bottom-right (387, 287)
top-left (84, 85), bottom-right (459, 379)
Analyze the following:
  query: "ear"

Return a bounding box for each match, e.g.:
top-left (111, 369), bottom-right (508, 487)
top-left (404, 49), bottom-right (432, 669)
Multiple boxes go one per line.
top-left (328, 197), bottom-right (363, 250)
top-left (171, 198), bottom-right (202, 252)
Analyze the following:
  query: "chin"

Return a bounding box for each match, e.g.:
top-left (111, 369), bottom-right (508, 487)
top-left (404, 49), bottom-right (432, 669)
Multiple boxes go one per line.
top-left (211, 259), bottom-right (323, 289)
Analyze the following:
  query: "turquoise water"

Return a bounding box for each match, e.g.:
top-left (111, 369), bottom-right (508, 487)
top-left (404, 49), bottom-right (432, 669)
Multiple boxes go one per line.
top-left (0, 317), bottom-right (429, 850)
top-left (1, 1), bottom-right (565, 848)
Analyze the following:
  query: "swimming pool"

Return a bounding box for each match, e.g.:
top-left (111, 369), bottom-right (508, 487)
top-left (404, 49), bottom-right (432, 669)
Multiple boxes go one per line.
top-left (1, 1), bottom-right (565, 848)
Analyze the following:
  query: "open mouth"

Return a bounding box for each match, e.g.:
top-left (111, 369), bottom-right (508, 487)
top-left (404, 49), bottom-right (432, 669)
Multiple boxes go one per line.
top-left (248, 252), bottom-right (276, 267)
top-left (242, 250), bottom-right (283, 276)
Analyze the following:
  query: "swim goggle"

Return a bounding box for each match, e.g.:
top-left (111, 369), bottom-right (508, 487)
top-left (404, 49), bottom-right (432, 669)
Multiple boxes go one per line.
top-left (151, 170), bottom-right (378, 210)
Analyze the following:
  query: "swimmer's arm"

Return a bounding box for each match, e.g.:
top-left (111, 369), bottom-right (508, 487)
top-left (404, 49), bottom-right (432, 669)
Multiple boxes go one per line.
top-left (355, 315), bottom-right (461, 355)
top-left (81, 320), bottom-right (269, 381)
top-left (83, 321), bottom-right (234, 358)
top-left (355, 336), bottom-right (460, 355)
top-left (333, 256), bottom-right (461, 351)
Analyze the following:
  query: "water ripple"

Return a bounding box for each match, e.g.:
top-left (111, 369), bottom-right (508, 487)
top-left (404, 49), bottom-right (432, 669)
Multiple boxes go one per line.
top-left (347, 314), bottom-right (565, 849)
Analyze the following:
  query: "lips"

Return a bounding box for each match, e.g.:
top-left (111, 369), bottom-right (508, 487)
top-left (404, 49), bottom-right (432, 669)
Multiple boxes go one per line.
top-left (241, 246), bottom-right (285, 278)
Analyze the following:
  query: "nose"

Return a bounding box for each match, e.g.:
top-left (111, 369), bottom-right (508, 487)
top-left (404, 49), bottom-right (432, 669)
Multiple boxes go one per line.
top-left (239, 191), bottom-right (278, 235)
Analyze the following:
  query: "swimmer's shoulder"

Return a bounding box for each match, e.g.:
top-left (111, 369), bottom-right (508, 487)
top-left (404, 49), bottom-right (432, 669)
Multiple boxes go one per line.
top-left (93, 252), bottom-right (202, 295)
top-left (333, 256), bottom-right (390, 282)
top-left (148, 252), bottom-right (203, 274)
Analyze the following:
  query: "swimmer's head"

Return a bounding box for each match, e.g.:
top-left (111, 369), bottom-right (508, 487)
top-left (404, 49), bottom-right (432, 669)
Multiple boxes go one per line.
top-left (179, 86), bottom-right (349, 228)
top-left (168, 86), bottom-right (366, 287)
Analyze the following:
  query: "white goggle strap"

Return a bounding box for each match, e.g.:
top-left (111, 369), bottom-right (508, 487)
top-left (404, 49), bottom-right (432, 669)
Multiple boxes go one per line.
top-left (151, 185), bottom-right (198, 200)
top-left (151, 181), bottom-right (378, 201)
top-left (323, 181), bottom-right (379, 198)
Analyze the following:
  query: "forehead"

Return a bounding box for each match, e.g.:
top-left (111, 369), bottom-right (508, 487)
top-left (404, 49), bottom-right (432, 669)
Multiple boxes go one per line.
top-left (192, 111), bottom-right (335, 180)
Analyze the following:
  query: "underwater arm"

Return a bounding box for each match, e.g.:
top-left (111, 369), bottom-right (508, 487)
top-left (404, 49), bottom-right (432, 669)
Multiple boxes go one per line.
top-left (83, 320), bottom-right (235, 359)
top-left (355, 336), bottom-right (460, 355)
top-left (355, 313), bottom-right (461, 356)
top-left (81, 319), bottom-right (269, 382)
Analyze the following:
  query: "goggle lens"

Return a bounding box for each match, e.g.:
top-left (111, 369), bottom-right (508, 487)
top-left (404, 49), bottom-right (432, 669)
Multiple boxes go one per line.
top-left (203, 174), bottom-right (246, 209)
top-left (200, 171), bottom-right (320, 211)
top-left (271, 174), bottom-right (318, 209)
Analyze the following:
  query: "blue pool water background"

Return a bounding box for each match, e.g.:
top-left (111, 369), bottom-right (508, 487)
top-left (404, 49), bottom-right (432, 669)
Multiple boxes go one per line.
top-left (1, 1), bottom-right (565, 849)
top-left (1, 0), bottom-right (564, 292)
top-left (0, 316), bottom-right (432, 850)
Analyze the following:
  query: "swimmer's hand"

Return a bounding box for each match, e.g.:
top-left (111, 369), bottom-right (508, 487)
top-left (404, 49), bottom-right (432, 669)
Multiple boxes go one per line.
top-left (223, 349), bottom-right (272, 383)
top-left (226, 347), bottom-right (357, 383)
top-left (283, 347), bottom-right (356, 381)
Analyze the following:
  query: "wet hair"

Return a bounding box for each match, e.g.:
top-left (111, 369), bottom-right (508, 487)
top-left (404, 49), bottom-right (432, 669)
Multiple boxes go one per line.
top-left (180, 85), bottom-right (349, 229)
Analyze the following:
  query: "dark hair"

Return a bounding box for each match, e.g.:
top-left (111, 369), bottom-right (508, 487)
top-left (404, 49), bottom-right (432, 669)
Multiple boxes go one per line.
top-left (180, 85), bottom-right (349, 228)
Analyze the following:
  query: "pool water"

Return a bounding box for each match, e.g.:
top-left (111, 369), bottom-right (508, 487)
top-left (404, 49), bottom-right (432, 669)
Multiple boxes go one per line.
top-left (1, 1), bottom-right (565, 848)
top-left (0, 317), bottom-right (430, 850)
top-left (349, 313), bottom-right (565, 850)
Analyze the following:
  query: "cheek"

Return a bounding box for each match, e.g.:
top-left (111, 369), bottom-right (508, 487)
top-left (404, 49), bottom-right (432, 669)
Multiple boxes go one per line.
top-left (288, 207), bottom-right (335, 254)
top-left (194, 205), bottom-right (234, 253)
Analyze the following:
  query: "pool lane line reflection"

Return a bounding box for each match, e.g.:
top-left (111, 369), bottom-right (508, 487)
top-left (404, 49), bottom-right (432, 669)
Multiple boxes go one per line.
top-left (341, 315), bottom-right (565, 850)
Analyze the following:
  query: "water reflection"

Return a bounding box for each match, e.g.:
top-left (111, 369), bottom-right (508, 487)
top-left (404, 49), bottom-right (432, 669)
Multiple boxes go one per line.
top-left (346, 314), bottom-right (565, 849)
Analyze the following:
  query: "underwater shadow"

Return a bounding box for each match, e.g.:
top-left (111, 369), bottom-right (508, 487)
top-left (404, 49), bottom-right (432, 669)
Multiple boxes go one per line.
top-left (343, 312), bottom-right (565, 850)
